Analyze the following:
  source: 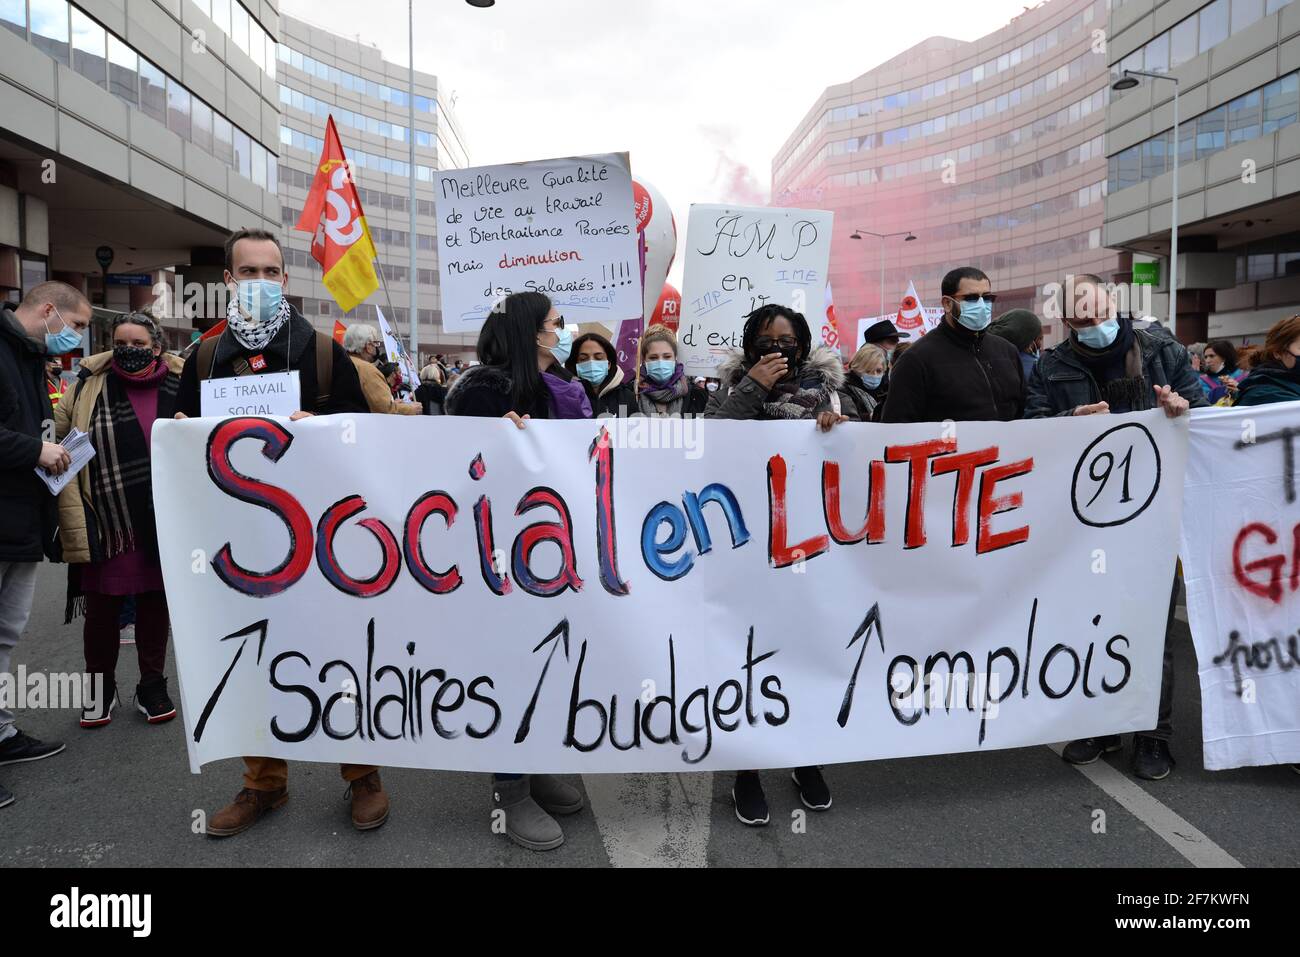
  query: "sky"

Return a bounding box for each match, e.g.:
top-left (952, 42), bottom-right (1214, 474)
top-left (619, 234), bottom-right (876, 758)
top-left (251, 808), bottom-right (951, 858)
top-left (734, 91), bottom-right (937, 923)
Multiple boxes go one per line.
top-left (281, 0), bottom-right (1038, 285)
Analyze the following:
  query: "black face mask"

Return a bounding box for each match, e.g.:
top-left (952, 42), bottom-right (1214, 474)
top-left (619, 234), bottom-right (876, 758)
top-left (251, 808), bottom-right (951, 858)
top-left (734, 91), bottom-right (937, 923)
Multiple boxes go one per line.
top-left (113, 345), bottom-right (155, 373)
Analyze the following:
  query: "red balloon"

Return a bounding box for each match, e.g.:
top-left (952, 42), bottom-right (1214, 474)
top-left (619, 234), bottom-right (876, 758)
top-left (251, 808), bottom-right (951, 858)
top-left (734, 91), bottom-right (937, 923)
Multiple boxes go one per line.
top-left (651, 282), bottom-right (681, 333)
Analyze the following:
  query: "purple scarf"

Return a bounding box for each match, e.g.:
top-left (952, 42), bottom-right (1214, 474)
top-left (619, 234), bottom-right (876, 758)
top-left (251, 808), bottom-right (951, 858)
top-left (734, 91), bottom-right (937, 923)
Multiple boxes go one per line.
top-left (541, 371), bottom-right (592, 419)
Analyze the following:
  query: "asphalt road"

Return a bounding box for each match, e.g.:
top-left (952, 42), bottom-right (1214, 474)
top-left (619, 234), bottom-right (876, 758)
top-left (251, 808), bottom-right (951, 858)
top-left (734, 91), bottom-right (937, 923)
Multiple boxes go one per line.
top-left (2, 561), bottom-right (1296, 867)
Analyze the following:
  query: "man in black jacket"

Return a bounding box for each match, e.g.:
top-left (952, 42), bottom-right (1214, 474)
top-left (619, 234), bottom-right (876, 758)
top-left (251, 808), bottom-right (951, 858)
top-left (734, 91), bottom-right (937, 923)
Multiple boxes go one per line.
top-left (1027, 274), bottom-right (1203, 781)
top-left (0, 281), bottom-right (91, 806)
top-left (175, 228), bottom-right (367, 419)
top-left (175, 228), bottom-right (385, 838)
top-left (882, 266), bottom-right (1024, 423)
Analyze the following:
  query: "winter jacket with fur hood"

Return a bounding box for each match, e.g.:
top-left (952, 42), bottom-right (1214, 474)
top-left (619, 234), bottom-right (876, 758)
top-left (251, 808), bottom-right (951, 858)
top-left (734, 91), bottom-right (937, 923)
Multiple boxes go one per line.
top-left (704, 345), bottom-right (857, 421)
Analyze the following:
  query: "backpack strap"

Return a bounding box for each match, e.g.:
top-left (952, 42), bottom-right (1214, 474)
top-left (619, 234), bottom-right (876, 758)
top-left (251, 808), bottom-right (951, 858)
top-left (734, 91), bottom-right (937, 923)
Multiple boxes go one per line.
top-left (314, 331), bottom-right (333, 412)
top-left (196, 335), bottom-right (220, 381)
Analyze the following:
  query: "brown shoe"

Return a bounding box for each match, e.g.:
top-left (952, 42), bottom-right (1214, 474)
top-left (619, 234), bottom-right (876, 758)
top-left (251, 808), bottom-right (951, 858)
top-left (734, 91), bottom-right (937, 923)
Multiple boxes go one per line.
top-left (207, 787), bottom-right (288, 838)
top-left (347, 771), bottom-right (389, 831)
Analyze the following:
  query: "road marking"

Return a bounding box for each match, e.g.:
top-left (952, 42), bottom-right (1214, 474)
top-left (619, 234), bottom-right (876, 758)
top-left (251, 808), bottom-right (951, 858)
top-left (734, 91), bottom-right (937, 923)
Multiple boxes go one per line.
top-left (1047, 744), bottom-right (1242, 868)
top-left (581, 772), bottom-right (712, 867)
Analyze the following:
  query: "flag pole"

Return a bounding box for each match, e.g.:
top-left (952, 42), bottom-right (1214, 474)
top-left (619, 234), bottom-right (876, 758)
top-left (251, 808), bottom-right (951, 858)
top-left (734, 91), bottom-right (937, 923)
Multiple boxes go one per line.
top-left (407, 0), bottom-right (419, 366)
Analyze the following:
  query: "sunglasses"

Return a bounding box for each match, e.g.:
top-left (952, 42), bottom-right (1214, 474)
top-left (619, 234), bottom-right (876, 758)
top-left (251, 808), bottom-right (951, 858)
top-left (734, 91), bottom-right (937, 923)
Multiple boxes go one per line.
top-left (952, 294), bottom-right (998, 304)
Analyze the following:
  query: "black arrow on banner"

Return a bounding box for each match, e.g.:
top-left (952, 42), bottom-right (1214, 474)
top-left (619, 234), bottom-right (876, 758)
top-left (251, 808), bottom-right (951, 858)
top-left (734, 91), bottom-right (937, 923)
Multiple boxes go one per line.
top-left (837, 603), bottom-right (885, 728)
top-left (193, 619), bottom-right (270, 743)
top-left (514, 619), bottom-right (571, 744)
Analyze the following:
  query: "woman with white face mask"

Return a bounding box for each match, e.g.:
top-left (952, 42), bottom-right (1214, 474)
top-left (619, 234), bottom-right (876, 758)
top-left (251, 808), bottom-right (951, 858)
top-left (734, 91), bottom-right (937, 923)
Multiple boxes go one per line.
top-left (564, 331), bottom-right (634, 416)
top-left (844, 343), bottom-right (888, 422)
top-left (633, 325), bottom-right (708, 417)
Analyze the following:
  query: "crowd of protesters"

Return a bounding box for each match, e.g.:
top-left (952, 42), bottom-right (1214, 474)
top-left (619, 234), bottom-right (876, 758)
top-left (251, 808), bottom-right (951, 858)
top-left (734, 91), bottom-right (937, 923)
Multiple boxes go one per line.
top-left (1, 226), bottom-right (1295, 844)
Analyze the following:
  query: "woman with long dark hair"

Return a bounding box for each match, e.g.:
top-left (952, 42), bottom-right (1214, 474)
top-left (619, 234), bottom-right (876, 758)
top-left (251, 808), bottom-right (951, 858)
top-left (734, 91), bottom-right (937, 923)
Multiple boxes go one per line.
top-left (1198, 339), bottom-right (1246, 404)
top-left (564, 331), bottom-right (634, 415)
top-left (445, 291), bottom-right (590, 422)
top-left (53, 313), bottom-right (182, 728)
top-left (444, 291), bottom-right (589, 851)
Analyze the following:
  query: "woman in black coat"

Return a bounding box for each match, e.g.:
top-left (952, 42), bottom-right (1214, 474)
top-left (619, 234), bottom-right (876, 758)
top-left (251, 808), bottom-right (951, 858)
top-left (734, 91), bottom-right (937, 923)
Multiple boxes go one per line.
top-left (564, 332), bottom-right (635, 416)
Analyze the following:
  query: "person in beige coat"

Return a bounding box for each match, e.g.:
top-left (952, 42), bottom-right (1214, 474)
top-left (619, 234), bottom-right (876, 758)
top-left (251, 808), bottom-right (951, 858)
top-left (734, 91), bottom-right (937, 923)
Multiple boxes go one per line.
top-left (342, 323), bottom-right (420, 415)
top-left (53, 312), bottom-right (182, 729)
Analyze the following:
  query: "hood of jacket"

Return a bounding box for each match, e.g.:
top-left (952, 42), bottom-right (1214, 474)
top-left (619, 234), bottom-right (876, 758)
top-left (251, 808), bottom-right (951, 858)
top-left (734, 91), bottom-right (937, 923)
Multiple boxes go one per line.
top-left (716, 344), bottom-right (846, 391)
top-left (444, 363), bottom-right (504, 412)
top-left (0, 305), bottom-right (46, 357)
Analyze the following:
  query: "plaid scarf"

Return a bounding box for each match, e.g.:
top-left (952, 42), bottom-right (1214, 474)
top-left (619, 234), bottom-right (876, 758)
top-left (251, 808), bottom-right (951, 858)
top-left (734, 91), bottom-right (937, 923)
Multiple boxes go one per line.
top-left (86, 365), bottom-right (176, 560)
top-left (761, 365), bottom-right (834, 419)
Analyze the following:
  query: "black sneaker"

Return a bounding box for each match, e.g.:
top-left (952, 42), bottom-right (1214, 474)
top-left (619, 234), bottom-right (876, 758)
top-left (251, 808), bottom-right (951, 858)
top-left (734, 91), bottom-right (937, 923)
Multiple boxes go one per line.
top-left (791, 765), bottom-right (832, 811)
top-left (80, 677), bottom-right (118, 729)
top-left (135, 676), bottom-right (177, 724)
top-left (0, 731), bottom-right (66, 766)
top-left (1062, 735), bottom-right (1122, 765)
top-left (1133, 735), bottom-right (1174, 780)
top-left (0, 782), bottom-right (12, 809)
top-left (732, 771), bottom-right (769, 826)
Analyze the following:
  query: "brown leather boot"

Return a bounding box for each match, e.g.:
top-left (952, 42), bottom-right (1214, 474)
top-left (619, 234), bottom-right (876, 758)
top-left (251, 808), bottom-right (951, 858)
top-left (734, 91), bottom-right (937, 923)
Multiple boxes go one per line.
top-left (347, 771), bottom-right (389, 831)
top-left (207, 787), bottom-right (288, 838)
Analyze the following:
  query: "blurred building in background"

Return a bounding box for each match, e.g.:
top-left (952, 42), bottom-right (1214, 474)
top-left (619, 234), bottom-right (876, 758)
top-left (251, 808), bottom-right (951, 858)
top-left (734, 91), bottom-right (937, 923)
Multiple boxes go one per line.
top-left (1104, 0), bottom-right (1300, 344)
top-left (0, 0), bottom-right (282, 352)
top-left (772, 0), bottom-right (1117, 348)
top-left (275, 13), bottom-right (474, 365)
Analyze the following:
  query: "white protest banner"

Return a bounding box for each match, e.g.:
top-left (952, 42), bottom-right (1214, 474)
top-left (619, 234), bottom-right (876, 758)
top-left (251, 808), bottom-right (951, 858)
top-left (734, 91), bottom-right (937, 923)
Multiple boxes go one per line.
top-left (1180, 404), bottom-right (1300, 769)
top-left (434, 152), bottom-right (640, 334)
top-left (200, 371), bottom-right (300, 418)
top-left (679, 204), bottom-right (834, 377)
top-left (153, 410), bottom-right (1186, 774)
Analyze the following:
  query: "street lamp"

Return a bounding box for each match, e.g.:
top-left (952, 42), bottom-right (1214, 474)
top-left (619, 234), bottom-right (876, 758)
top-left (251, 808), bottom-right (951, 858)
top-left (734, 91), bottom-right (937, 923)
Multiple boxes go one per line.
top-left (1112, 68), bottom-right (1180, 339)
top-left (408, 0), bottom-right (496, 365)
top-left (850, 229), bottom-right (917, 317)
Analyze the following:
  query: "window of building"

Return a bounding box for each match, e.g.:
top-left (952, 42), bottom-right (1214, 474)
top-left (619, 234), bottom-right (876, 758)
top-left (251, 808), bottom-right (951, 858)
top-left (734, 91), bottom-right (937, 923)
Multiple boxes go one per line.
top-left (234, 126), bottom-right (251, 178)
top-left (1170, 16), bottom-right (1197, 67)
top-left (166, 75), bottom-right (191, 139)
top-left (107, 33), bottom-right (137, 105)
top-left (30, 0), bottom-right (69, 66)
top-left (1228, 89), bottom-right (1262, 144)
top-left (0, 0), bottom-right (25, 39)
top-left (1263, 74), bottom-right (1299, 132)
top-left (1145, 32), bottom-right (1169, 73)
top-left (1177, 119), bottom-right (1195, 166)
top-left (230, 1), bottom-right (248, 54)
top-left (213, 112), bottom-right (233, 165)
top-left (1141, 133), bottom-right (1168, 179)
top-left (70, 8), bottom-right (108, 86)
top-left (1115, 145), bottom-right (1140, 190)
top-left (193, 0), bottom-right (212, 17)
top-left (212, 0), bottom-right (230, 35)
top-left (1199, 0), bottom-right (1229, 53)
top-left (1267, 0), bottom-right (1295, 12)
top-left (138, 57), bottom-right (166, 124)
top-left (1196, 105), bottom-right (1226, 155)
top-left (192, 96), bottom-right (213, 152)
top-left (21, 256), bottom-right (48, 296)
top-left (1231, 0), bottom-right (1265, 30)
top-left (1247, 253), bottom-right (1275, 281)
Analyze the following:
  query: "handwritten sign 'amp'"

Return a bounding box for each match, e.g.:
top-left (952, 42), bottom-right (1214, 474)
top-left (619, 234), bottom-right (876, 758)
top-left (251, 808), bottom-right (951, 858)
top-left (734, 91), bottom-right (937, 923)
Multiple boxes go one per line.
top-left (679, 204), bottom-right (834, 377)
top-left (434, 152), bottom-right (641, 334)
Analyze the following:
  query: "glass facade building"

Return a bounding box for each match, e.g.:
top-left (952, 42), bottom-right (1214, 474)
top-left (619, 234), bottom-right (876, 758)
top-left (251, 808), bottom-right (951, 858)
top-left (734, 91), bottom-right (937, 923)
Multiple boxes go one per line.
top-left (772, 0), bottom-right (1117, 347)
top-left (275, 14), bottom-right (473, 363)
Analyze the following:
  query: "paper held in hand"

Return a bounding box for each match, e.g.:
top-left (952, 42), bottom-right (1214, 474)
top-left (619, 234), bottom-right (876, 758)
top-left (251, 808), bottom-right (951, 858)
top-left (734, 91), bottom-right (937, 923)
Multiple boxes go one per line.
top-left (200, 371), bottom-right (301, 418)
top-left (36, 428), bottom-right (95, 495)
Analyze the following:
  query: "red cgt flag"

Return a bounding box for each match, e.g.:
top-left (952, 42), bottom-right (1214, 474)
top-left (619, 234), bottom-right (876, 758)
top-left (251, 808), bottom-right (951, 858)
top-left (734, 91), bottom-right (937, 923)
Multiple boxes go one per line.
top-left (294, 116), bottom-right (379, 313)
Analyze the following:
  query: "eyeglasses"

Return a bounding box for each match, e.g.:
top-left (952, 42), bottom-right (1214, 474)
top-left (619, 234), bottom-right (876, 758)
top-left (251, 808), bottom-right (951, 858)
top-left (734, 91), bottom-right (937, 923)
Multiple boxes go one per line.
top-left (953, 294), bottom-right (998, 304)
top-left (754, 336), bottom-right (798, 352)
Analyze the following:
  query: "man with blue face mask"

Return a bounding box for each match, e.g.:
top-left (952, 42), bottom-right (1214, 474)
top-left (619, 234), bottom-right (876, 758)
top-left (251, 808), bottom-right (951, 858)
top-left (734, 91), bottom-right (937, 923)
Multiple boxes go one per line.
top-left (882, 266), bottom-right (1024, 423)
top-left (174, 229), bottom-right (388, 838)
top-left (175, 228), bottom-right (367, 421)
top-left (1026, 272), bottom-right (1205, 782)
top-left (0, 281), bottom-right (94, 807)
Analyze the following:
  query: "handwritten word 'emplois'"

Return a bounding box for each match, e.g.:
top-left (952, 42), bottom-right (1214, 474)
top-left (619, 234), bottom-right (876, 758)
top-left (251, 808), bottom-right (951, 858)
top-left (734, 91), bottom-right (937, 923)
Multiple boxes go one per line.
top-left (696, 214), bottom-right (821, 262)
top-left (201, 420), bottom-right (1033, 600)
